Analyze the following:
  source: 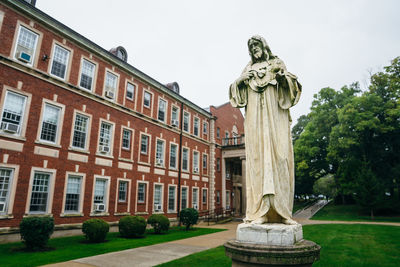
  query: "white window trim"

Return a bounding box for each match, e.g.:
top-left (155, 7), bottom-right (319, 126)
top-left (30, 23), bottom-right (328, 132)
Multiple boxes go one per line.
top-left (90, 175), bottom-right (111, 216)
top-left (0, 86), bottom-right (32, 139)
top-left (0, 163), bottom-right (19, 218)
top-left (135, 180), bottom-right (149, 214)
top-left (192, 150), bottom-right (200, 174)
top-left (103, 68), bottom-right (120, 102)
top-left (11, 21), bottom-right (42, 68)
top-left (153, 183), bottom-right (164, 213)
top-left (61, 172), bottom-right (86, 216)
top-left (168, 142), bottom-right (179, 170)
top-left (180, 186), bottom-right (189, 210)
top-left (25, 167), bottom-right (56, 215)
top-left (157, 97), bottom-right (168, 123)
top-left (167, 184), bottom-right (177, 213)
top-left (115, 178), bottom-right (131, 214)
top-left (170, 104), bottom-right (180, 126)
top-left (121, 128), bottom-right (132, 151)
top-left (181, 146), bottom-right (190, 172)
top-left (118, 125), bottom-right (135, 162)
top-left (142, 89), bottom-right (153, 110)
top-left (48, 41), bottom-right (73, 81)
top-left (203, 121), bottom-right (209, 135)
top-left (202, 152), bottom-right (209, 176)
top-left (154, 137), bottom-right (166, 168)
top-left (78, 57), bottom-right (98, 92)
top-left (202, 188), bottom-right (208, 210)
top-left (69, 109), bottom-right (92, 152)
top-left (138, 132), bottom-right (152, 165)
top-left (192, 187), bottom-right (199, 209)
top-left (193, 116), bottom-right (200, 137)
top-left (96, 118), bottom-right (115, 158)
top-left (183, 111), bottom-right (190, 133)
top-left (36, 99), bottom-right (65, 147)
top-left (125, 81), bottom-right (136, 101)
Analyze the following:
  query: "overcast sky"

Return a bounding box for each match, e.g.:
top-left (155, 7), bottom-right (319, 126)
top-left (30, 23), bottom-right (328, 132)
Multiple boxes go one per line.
top-left (36, 0), bottom-right (400, 124)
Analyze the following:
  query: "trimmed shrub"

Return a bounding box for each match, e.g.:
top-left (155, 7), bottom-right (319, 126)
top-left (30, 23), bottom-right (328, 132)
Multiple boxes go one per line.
top-left (147, 214), bottom-right (170, 234)
top-left (180, 208), bottom-right (199, 230)
top-left (20, 216), bottom-right (54, 250)
top-left (119, 216), bottom-right (147, 238)
top-left (82, 219), bottom-right (109, 243)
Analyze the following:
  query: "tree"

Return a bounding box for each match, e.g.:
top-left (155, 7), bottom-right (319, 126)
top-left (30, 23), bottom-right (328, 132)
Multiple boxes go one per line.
top-left (313, 174), bottom-right (337, 199)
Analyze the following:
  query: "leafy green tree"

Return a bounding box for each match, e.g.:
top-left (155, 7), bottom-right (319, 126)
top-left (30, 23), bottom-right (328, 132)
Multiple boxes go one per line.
top-left (313, 174), bottom-right (337, 199)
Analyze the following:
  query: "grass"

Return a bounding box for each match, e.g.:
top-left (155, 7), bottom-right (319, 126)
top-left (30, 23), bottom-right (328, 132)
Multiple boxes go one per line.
top-left (311, 203), bottom-right (400, 222)
top-left (0, 227), bottom-right (224, 267)
top-left (157, 224), bottom-right (400, 267)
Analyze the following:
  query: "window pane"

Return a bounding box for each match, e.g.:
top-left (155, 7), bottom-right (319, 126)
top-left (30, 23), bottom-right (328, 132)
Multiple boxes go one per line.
top-left (183, 113), bottom-right (189, 132)
top-left (144, 92), bottom-right (151, 107)
top-left (141, 135), bottom-right (148, 154)
top-left (94, 179), bottom-right (106, 204)
top-left (99, 122), bottom-right (112, 149)
top-left (119, 182), bottom-right (127, 202)
top-left (126, 83), bottom-right (135, 99)
top-left (194, 118), bottom-right (199, 136)
top-left (0, 168), bottom-right (13, 213)
top-left (154, 185), bottom-right (162, 205)
top-left (168, 186), bottom-right (175, 211)
top-left (156, 140), bottom-right (164, 161)
top-left (80, 60), bottom-right (95, 90)
top-left (193, 152), bottom-right (199, 171)
top-left (182, 148), bottom-right (188, 171)
top-left (72, 114), bottom-right (88, 149)
top-left (158, 99), bottom-right (166, 121)
top-left (181, 188), bottom-right (187, 209)
top-left (202, 189), bottom-right (207, 204)
top-left (170, 144), bottom-right (177, 169)
top-left (138, 183), bottom-right (146, 202)
top-left (203, 154), bottom-right (207, 169)
top-left (65, 175), bottom-right (81, 212)
top-left (29, 172), bottom-right (50, 212)
top-left (1, 91), bottom-right (26, 133)
top-left (105, 72), bottom-right (117, 92)
top-left (51, 45), bottom-right (69, 79)
top-left (40, 104), bottom-right (60, 143)
top-left (122, 129), bottom-right (131, 149)
top-left (15, 26), bottom-right (38, 63)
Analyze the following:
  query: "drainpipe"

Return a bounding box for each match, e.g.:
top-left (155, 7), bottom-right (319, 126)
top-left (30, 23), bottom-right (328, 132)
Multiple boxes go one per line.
top-left (177, 102), bottom-right (184, 221)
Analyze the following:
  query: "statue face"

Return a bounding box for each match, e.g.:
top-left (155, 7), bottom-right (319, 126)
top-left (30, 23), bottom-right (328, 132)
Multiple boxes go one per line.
top-left (249, 39), bottom-right (264, 60)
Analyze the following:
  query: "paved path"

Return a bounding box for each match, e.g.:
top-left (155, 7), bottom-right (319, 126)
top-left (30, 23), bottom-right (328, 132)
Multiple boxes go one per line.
top-left (43, 222), bottom-right (239, 267)
top-left (293, 199), bottom-right (329, 219)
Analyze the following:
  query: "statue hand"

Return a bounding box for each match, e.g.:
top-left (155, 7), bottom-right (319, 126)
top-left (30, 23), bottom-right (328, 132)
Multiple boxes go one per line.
top-left (239, 70), bottom-right (255, 84)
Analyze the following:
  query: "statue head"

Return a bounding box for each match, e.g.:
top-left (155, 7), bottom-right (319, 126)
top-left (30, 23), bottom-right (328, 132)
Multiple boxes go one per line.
top-left (248, 35), bottom-right (275, 63)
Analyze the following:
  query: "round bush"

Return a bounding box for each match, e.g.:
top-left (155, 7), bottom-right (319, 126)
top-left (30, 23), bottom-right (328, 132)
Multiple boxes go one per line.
top-left (119, 216), bottom-right (147, 238)
top-left (147, 214), bottom-right (170, 234)
top-left (82, 219), bottom-right (109, 243)
top-left (20, 216), bottom-right (54, 250)
top-left (180, 208), bottom-right (199, 230)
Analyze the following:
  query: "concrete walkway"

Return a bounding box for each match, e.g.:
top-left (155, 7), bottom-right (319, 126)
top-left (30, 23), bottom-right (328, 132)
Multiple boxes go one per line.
top-left (293, 199), bottom-right (330, 219)
top-left (43, 221), bottom-right (239, 267)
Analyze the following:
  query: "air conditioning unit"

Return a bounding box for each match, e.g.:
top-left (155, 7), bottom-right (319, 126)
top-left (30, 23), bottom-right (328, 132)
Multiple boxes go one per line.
top-left (226, 173), bottom-right (230, 178)
top-left (194, 167), bottom-right (199, 173)
top-left (0, 201), bottom-right (5, 212)
top-left (154, 204), bottom-right (162, 211)
top-left (156, 158), bottom-right (164, 166)
top-left (226, 205), bottom-right (230, 210)
top-left (171, 119), bottom-right (179, 127)
top-left (99, 145), bottom-right (110, 153)
top-left (1, 122), bottom-right (20, 133)
top-left (94, 203), bottom-right (106, 212)
top-left (105, 90), bottom-right (114, 99)
top-left (193, 204), bottom-right (198, 210)
top-left (18, 51), bottom-right (31, 63)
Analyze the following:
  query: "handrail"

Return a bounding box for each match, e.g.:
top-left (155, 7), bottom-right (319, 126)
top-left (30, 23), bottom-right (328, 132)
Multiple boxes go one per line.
top-left (222, 135), bottom-right (245, 147)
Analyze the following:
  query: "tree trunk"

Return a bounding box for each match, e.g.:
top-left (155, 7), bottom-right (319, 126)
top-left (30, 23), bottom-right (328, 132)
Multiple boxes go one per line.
top-left (370, 208), bottom-right (374, 220)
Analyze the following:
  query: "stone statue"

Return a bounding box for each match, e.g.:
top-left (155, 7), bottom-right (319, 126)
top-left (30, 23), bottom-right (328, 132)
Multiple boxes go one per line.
top-left (229, 35), bottom-right (301, 225)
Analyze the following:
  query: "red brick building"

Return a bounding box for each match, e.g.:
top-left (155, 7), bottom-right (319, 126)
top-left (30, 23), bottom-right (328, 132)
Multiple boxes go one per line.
top-left (0, 0), bottom-right (245, 231)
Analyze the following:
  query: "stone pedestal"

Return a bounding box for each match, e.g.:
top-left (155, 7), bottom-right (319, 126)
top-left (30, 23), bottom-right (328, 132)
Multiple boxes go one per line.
top-left (224, 223), bottom-right (320, 266)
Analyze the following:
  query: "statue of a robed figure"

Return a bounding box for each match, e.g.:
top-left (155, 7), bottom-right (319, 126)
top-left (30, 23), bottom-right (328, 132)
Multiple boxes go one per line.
top-left (229, 35), bottom-right (301, 225)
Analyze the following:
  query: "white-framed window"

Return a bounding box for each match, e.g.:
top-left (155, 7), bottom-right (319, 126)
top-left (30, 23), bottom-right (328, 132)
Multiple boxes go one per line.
top-left (183, 111), bottom-right (190, 133)
top-left (158, 99), bottom-right (167, 122)
top-left (93, 178), bottom-right (109, 212)
top-left (143, 91), bottom-right (151, 108)
top-left (216, 191), bottom-right (220, 204)
top-left (226, 190), bottom-right (231, 209)
top-left (71, 113), bottom-right (89, 149)
top-left (202, 154), bottom-right (208, 170)
top-left (122, 129), bottom-right (131, 150)
top-left (217, 158), bottom-right (221, 171)
top-left (193, 117), bottom-right (200, 136)
top-left (79, 59), bottom-right (95, 91)
top-left (0, 90), bottom-right (27, 135)
top-left (217, 127), bottom-right (220, 138)
top-left (98, 121), bottom-right (113, 155)
top-left (0, 168), bottom-right (14, 214)
top-left (39, 103), bottom-right (62, 144)
top-left (104, 71), bottom-right (118, 100)
top-left (168, 185), bottom-right (176, 212)
top-left (140, 134), bottom-right (149, 155)
top-left (203, 121), bottom-right (208, 135)
top-left (126, 82), bottom-right (135, 100)
top-left (118, 181), bottom-right (128, 202)
top-left (193, 151), bottom-right (199, 173)
top-left (155, 139), bottom-right (165, 166)
top-left (181, 187), bottom-right (188, 209)
top-left (202, 188), bottom-right (207, 206)
top-left (192, 187), bottom-right (199, 210)
top-left (29, 171), bottom-right (52, 213)
top-left (169, 143), bottom-right (178, 169)
top-left (137, 182), bottom-right (146, 203)
top-left (225, 131), bottom-right (229, 139)
top-left (153, 184), bottom-right (163, 212)
top-left (64, 175), bottom-right (82, 213)
top-left (14, 25), bottom-right (39, 66)
top-left (182, 147), bottom-right (189, 172)
top-left (171, 105), bottom-right (179, 126)
top-left (50, 44), bottom-right (70, 80)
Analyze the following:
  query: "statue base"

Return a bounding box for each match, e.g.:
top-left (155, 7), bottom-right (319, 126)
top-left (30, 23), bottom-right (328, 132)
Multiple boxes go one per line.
top-left (224, 223), bottom-right (320, 266)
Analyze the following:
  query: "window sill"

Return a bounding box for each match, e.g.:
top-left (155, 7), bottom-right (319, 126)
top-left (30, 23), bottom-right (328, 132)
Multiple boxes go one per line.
top-left (90, 212), bottom-right (110, 217)
top-left (138, 161), bottom-right (151, 166)
top-left (155, 165), bottom-right (166, 169)
top-left (135, 212), bottom-right (148, 215)
top-left (95, 152), bottom-right (114, 159)
top-left (60, 213), bottom-right (84, 217)
top-left (68, 147), bottom-right (90, 154)
top-left (115, 212), bottom-right (130, 216)
top-left (0, 133), bottom-right (26, 141)
top-left (0, 214), bottom-right (14, 220)
top-left (35, 140), bottom-right (61, 148)
top-left (24, 213), bottom-right (53, 218)
top-left (152, 211), bottom-right (164, 214)
top-left (167, 211), bottom-right (177, 214)
top-left (118, 157), bottom-right (134, 163)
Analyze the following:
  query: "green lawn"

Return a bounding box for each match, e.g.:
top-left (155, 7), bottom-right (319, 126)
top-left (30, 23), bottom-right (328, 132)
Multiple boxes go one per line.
top-left (0, 227), bottom-right (224, 267)
top-left (311, 203), bottom-right (400, 222)
top-left (157, 224), bottom-right (400, 267)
